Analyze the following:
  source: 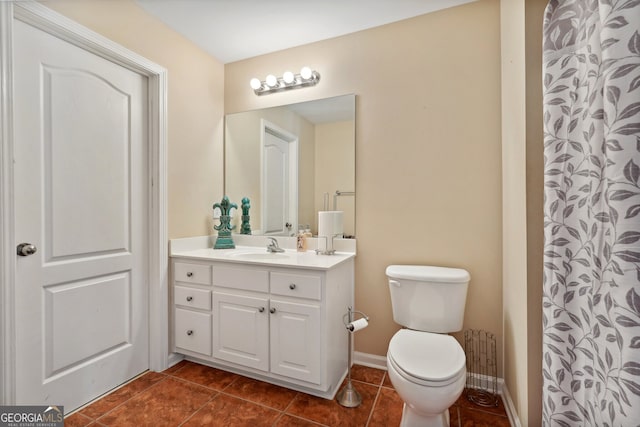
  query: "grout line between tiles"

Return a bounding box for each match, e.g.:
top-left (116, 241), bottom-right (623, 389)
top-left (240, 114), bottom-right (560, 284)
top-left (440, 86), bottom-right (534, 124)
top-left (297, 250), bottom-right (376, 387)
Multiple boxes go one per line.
top-left (94, 375), bottom-right (171, 425)
top-left (280, 391), bottom-right (300, 414)
top-left (163, 370), bottom-right (236, 393)
top-left (364, 381), bottom-right (383, 427)
top-left (176, 392), bottom-right (220, 427)
top-left (67, 371), bottom-right (169, 419)
top-left (217, 389), bottom-right (290, 414)
top-left (271, 411), bottom-right (285, 427)
top-left (277, 412), bottom-right (329, 427)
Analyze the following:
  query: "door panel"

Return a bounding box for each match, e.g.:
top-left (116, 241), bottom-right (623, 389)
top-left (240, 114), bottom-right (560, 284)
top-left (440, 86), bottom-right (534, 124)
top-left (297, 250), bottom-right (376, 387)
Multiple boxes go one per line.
top-left (13, 18), bottom-right (148, 410)
top-left (270, 299), bottom-right (321, 384)
top-left (212, 292), bottom-right (269, 371)
top-left (44, 273), bottom-right (130, 376)
top-left (44, 66), bottom-right (130, 259)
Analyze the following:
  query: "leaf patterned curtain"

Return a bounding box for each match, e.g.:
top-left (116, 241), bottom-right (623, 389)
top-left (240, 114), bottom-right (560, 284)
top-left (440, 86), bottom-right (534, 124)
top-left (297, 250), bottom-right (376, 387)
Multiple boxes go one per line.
top-left (542, 0), bottom-right (640, 425)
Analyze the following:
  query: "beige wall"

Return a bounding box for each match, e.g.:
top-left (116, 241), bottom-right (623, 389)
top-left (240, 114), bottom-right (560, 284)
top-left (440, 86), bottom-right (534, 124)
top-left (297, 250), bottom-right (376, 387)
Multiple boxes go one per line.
top-left (42, 0), bottom-right (226, 239)
top-left (501, 0), bottom-right (529, 421)
top-left (501, 0), bottom-right (546, 425)
top-left (525, 0), bottom-right (546, 424)
top-left (226, 0), bottom-right (503, 369)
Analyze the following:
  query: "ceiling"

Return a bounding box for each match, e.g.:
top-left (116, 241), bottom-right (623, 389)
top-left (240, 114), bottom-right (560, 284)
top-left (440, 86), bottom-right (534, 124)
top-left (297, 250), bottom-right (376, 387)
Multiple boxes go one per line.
top-left (135, 0), bottom-right (476, 64)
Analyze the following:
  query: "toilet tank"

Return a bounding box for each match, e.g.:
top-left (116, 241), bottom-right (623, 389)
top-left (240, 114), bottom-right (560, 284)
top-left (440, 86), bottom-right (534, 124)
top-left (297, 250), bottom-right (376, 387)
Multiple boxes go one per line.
top-left (386, 265), bottom-right (470, 333)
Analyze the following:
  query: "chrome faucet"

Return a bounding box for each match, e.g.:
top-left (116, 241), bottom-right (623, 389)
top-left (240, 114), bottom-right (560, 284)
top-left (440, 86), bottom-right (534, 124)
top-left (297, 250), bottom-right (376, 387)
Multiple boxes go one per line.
top-left (266, 237), bottom-right (285, 253)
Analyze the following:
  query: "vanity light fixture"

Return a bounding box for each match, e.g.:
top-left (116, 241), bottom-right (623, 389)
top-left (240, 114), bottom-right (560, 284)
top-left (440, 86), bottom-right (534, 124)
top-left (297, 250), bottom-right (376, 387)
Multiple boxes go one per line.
top-left (250, 66), bottom-right (320, 95)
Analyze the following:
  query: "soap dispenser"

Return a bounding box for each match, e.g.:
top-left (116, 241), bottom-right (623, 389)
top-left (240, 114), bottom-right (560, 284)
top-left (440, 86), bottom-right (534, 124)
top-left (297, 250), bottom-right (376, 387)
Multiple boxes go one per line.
top-left (296, 226), bottom-right (308, 252)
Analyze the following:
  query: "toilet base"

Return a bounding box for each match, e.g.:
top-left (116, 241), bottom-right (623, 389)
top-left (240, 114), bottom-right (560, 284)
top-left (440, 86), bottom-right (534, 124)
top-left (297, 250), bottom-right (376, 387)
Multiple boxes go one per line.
top-left (400, 403), bottom-right (450, 427)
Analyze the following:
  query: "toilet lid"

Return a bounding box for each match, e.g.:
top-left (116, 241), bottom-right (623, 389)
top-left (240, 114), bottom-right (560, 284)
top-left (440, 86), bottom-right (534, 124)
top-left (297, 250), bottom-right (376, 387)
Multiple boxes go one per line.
top-left (388, 330), bottom-right (465, 382)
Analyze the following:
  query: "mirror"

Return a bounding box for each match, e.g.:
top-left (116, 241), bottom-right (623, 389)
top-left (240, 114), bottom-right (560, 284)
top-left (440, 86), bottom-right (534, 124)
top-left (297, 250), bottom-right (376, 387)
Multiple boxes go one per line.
top-left (224, 94), bottom-right (355, 237)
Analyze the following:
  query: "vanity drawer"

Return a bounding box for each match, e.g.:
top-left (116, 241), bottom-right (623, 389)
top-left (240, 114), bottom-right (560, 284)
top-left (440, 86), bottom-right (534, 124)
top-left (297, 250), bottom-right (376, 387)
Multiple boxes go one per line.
top-left (174, 262), bottom-right (212, 285)
top-left (175, 286), bottom-right (211, 310)
top-left (175, 308), bottom-right (212, 356)
top-left (213, 266), bottom-right (269, 293)
top-left (271, 272), bottom-right (322, 300)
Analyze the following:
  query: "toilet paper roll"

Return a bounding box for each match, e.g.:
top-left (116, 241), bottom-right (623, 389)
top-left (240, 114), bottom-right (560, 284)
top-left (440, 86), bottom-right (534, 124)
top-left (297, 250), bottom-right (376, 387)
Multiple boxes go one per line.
top-left (346, 318), bottom-right (368, 332)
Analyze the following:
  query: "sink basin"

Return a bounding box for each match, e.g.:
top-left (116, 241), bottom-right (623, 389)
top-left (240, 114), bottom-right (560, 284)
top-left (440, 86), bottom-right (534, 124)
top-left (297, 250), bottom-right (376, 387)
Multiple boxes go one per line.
top-left (228, 251), bottom-right (290, 260)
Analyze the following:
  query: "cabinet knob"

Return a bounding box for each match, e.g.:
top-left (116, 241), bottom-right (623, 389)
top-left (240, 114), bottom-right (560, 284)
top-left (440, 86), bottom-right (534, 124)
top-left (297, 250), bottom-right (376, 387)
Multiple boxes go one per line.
top-left (186, 330), bottom-right (194, 336)
top-left (270, 307), bottom-right (276, 314)
top-left (186, 296), bottom-right (193, 302)
top-left (289, 283), bottom-right (296, 290)
top-left (258, 307), bottom-right (265, 313)
top-left (186, 272), bottom-right (193, 277)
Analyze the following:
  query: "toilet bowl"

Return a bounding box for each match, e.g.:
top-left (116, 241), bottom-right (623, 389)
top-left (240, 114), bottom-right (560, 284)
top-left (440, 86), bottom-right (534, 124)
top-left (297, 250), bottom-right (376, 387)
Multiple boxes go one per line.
top-left (385, 265), bottom-right (470, 427)
top-left (386, 329), bottom-right (466, 427)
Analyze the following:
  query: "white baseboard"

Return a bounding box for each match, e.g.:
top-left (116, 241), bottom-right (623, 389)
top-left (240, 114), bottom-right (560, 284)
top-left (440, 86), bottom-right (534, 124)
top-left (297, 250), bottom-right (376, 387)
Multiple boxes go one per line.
top-left (353, 351), bottom-right (387, 370)
top-left (501, 381), bottom-right (522, 427)
top-left (165, 352), bottom-right (184, 370)
top-left (352, 351), bottom-right (522, 427)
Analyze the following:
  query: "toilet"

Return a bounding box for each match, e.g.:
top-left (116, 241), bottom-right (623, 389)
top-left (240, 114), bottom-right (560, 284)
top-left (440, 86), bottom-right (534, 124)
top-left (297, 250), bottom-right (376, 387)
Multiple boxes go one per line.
top-left (385, 265), bottom-right (470, 427)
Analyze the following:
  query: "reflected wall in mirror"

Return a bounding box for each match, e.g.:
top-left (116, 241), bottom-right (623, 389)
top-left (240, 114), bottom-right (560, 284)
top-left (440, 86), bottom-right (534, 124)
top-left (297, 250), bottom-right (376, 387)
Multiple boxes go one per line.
top-left (225, 94), bottom-right (355, 237)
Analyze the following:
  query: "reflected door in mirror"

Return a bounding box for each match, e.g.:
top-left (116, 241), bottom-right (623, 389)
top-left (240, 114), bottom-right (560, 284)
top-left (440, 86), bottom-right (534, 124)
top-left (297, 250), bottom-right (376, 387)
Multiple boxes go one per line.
top-left (262, 125), bottom-right (297, 236)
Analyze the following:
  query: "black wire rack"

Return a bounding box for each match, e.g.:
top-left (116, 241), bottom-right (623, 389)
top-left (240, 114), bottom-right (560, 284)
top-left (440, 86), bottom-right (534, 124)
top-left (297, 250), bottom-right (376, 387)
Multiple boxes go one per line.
top-left (464, 329), bottom-right (499, 407)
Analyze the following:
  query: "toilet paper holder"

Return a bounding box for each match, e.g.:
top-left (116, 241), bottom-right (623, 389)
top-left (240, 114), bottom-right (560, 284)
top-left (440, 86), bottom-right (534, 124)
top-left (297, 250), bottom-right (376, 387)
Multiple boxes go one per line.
top-left (342, 307), bottom-right (369, 331)
top-left (337, 306), bottom-right (369, 408)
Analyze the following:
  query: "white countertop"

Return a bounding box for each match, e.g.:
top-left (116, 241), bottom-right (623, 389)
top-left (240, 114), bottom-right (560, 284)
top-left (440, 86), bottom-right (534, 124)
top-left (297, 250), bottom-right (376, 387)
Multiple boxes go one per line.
top-left (170, 235), bottom-right (355, 270)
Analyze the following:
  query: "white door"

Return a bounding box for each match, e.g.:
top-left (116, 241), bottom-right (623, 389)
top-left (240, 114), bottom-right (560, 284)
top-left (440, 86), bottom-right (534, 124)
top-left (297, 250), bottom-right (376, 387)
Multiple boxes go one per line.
top-left (263, 131), bottom-right (290, 236)
top-left (261, 122), bottom-right (298, 237)
top-left (13, 18), bottom-right (149, 411)
top-left (270, 299), bottom-right (321, 384)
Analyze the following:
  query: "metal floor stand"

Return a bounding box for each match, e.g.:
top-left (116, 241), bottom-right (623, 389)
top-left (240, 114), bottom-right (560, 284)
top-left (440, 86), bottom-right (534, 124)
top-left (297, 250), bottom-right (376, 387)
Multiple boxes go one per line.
top-left (337, 306), bottom-right (369, 408)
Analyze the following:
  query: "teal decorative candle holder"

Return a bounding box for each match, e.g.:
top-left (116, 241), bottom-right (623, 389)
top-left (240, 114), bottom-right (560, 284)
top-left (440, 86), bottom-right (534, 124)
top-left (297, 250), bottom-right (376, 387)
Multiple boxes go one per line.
top-left (213, 196), bottom-right (237, 249)
top-left (240, 197), bottom-right (252, 235)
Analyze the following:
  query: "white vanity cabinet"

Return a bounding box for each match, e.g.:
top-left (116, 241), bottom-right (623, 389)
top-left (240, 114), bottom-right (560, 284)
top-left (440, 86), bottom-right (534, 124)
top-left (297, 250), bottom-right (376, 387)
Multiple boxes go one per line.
top-left (170, 251), bottom-right (354, 399)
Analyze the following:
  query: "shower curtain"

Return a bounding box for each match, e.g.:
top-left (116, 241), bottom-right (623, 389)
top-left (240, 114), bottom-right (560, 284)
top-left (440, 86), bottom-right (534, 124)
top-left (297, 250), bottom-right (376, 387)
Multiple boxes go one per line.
top-left (542, 0), bottom-right (640, 426)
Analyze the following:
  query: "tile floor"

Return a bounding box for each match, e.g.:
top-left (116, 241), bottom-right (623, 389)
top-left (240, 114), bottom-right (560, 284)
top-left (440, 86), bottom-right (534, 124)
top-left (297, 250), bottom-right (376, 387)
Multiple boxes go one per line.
top-left (65, 361), bottom-right (511, 427)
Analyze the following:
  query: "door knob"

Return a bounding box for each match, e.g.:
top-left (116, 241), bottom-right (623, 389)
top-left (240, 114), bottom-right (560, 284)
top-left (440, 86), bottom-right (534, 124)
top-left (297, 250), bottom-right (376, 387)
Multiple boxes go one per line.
top-left (17, 243), bottom-right (37, 257)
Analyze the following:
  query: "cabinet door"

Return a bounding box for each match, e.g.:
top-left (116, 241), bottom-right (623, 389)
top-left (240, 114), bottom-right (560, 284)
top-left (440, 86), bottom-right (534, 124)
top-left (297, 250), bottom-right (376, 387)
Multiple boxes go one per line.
top-left (270, 299), bottom-right (321, 384)
top-left (212, 292), bottom-right (269, 371)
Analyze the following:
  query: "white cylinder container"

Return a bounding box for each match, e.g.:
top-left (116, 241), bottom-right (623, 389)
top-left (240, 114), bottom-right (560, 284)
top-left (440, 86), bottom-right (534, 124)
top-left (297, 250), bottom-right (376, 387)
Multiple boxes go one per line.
top-left (317, 210), bottom-right (343, 252)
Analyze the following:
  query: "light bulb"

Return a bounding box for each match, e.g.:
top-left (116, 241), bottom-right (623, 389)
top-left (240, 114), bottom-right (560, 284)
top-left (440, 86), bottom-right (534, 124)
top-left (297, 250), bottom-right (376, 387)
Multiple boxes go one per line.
top-left (283, 71), bottom-right (294, 84)
top-left (250, 78), bottom-right (262, 90)
top-left (266, 74), bottom-right (278, 88)
top-left (300, 66), bottom-right (312, 80)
